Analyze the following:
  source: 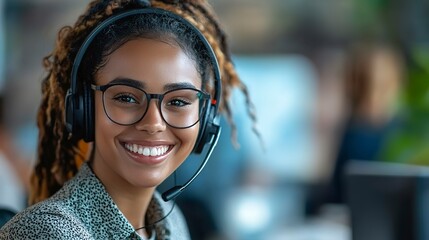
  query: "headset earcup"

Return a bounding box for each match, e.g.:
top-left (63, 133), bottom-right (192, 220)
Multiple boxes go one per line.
top-left (65, 83), bottom-right (93, 142)
top-left (65, 89), bottom-right (85, 140)
top-left (193, 104), bottom-right (216, 154)
top-left (65, 89), bottom-right (75, 135)
top-left (83, 83), bottom-right (94, 142)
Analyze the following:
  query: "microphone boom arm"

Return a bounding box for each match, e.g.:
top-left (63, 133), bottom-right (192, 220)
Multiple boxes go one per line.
top-left (162, 125), bottom-right (222, 201)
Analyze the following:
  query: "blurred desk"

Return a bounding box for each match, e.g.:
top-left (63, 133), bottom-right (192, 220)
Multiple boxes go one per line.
top-left (267, 204), bottom-right (351, 240)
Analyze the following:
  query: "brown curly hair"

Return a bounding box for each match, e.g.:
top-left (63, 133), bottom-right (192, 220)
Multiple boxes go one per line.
top-left (31, 0), bottom-right (257, 207)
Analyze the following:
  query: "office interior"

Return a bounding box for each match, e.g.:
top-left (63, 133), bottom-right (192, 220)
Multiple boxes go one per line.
top-left (1, 0), bottom-right (429, 239)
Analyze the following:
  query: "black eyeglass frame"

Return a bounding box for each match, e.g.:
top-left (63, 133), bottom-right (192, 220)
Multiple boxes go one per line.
top-left (91, 83), bottom-right (211, 129)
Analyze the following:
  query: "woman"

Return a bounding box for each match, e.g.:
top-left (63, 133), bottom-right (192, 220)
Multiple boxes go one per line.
top-left (0, 0), bottom-right (255, 239)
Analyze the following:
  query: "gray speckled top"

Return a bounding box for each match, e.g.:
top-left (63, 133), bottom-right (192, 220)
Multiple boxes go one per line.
top-left (0, 163), bottom-right (190, 240)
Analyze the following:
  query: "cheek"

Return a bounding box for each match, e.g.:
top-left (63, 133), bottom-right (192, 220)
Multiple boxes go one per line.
top-left (175, 123), bottom-right (200, 154)
top-left (94, 95), bottom-right (106, 128)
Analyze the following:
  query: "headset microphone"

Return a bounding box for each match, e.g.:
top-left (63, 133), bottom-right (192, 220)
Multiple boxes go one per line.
top-left (162, 123), bottom-right (221, 202)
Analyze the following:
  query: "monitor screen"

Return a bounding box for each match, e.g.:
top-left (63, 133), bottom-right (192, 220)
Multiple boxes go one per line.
top-left (345, 160), bottom-right (429, 240)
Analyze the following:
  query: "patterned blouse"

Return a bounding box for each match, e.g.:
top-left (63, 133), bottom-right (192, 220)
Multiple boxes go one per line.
top-left (0, 163), bottom-right (190, 240)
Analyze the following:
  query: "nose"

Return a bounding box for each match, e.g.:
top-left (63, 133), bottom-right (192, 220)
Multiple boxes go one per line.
top-left (134, 100), bottom-right (166, 134)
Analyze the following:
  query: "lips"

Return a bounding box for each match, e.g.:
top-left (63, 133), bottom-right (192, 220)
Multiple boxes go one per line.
top-left (124, 143), bottom-right (170, 157)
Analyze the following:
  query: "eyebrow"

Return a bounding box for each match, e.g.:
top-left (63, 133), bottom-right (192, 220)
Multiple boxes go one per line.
top-left (109, 78), bottom-right (145, 89)
top-left (108, 77), bottom-right (197, 91)
top-left (163, 82), bottom-right (197, 91)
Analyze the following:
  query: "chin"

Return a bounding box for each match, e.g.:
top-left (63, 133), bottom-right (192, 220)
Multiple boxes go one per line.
top-left (123, 166), bottom-right (172, 189)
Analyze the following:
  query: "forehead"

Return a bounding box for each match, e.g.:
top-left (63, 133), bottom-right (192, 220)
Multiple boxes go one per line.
top-left (95, 38), bottom-right (201, 89)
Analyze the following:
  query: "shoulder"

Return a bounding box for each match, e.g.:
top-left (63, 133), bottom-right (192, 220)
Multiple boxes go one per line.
top-left (154, 193), bottom-right (191, 239)
top-left (168, 205), bottom-right (190, 239)
top-left (0, 200), bottom-right (91, 240)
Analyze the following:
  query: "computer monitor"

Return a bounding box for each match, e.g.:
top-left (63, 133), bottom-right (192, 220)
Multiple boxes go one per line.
top-left (345, 160), bottom-right (429, 240)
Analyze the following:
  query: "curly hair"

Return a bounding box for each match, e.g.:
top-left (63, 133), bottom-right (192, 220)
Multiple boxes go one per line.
top-left (31, 0), bottom-right (257, 209)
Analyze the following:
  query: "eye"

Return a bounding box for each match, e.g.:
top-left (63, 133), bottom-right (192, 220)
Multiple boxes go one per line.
top-left (113, 93), bottom-right (139, 104)
top-left (167, 98), bottom-right (191, 107)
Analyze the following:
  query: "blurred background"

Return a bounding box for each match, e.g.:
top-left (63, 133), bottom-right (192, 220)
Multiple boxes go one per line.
top-left (1, 0), bottom-right (429, 239)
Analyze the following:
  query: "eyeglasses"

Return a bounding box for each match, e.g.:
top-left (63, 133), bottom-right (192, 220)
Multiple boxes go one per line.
top-left (91, 83), bottom-right (211, 129)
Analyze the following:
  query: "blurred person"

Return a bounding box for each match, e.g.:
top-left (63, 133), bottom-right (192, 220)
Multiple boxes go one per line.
top-left (0, 0), bottom-right (256, 239)
top-left (328, 42), bottom-right (405, 204)
top-left (329, 43), bottom-right (405, 203)
top-left (306, 42), bottom-right (405, 215)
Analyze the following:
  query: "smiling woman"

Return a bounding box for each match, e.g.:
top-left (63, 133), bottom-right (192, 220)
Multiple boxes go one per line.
top-left (0, 1), bottom-right (255, 239)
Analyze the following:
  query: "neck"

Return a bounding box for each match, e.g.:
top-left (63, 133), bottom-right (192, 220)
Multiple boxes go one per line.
top-left (90, 160), bottom-right (155, 231)
top-left (112, 187), bottom-right (154, 229)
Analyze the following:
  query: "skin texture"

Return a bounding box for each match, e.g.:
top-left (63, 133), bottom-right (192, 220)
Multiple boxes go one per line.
top-left (91, 38), bottom-right (201, 234)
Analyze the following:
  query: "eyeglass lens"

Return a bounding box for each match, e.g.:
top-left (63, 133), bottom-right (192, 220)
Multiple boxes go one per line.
top-left (102, 85), bottom-right (207, 128)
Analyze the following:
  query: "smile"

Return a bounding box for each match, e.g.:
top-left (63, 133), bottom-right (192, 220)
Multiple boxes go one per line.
top-left (124, 143), bottom-right (170, 157)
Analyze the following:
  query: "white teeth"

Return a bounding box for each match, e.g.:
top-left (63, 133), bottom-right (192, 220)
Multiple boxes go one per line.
top-left (150, 148), bottom-right (157, 156)
top-left (143, 148), bottom-right (150, 156)
top-left (125, 143), bottom-right (169, 157)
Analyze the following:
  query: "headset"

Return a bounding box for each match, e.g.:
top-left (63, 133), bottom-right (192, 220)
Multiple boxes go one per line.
top-left (65, 4), bottom-right (222, 201)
